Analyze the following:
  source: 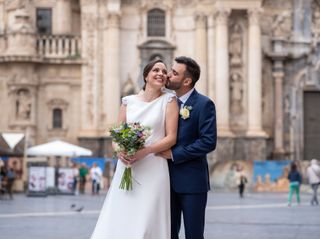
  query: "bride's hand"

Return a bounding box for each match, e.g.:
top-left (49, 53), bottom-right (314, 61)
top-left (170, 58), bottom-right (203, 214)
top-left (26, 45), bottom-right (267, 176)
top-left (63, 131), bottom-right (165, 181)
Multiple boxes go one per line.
top-left (117, 151), bottom-right (131, 166)
top-left (129, 148), bottom-right (149, 164)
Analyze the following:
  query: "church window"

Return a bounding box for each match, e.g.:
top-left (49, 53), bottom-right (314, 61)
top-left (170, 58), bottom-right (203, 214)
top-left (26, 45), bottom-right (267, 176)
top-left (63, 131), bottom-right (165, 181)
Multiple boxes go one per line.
top-left (147, 9), bottom-right (165, 37)
top-left (36, 8), bottom-right (52, 35)
top-left (53, 108), bottom-right (63, 129)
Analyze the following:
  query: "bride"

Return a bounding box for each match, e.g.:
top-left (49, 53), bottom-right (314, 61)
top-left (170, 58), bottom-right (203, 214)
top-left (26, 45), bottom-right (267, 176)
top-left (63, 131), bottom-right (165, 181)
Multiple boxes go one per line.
top-left (90, 59), bottom-right (179, 239)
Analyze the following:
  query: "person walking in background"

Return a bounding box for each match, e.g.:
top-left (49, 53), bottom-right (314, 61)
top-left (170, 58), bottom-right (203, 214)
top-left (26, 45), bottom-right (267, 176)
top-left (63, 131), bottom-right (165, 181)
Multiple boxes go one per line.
top-left (235, 166), bottom-right (248, 198)
top-left (90, 163), bottom-right (102, 195)
top-left (306, 159), bottom-right (320, 206)
top-left (6, 167), bottom-right (15, 199)
top-left (79, 163), bottom-right (89, 194)
top-left (72, 163), bottom-right (79, 195)
top-left (287, 162), bottom-right (302, 206)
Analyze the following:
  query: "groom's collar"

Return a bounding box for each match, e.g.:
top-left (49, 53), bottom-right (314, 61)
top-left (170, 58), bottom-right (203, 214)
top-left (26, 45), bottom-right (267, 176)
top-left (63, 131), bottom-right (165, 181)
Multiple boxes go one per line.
top-left (178, 88), bottom-right (195, 104)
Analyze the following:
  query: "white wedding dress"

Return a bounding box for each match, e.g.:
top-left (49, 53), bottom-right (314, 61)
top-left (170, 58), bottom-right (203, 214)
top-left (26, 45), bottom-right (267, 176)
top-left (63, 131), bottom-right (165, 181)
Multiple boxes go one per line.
top-left (90, 92), bottom-right (174, 239)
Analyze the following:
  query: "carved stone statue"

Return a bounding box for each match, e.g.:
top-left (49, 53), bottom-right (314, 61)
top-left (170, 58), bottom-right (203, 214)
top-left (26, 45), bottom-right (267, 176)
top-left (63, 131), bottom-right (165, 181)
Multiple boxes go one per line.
top-left (229, 23), bottom-right (243, 66)
top-left (15, 89), bottom-right (32, 120)
top-left (312, 6), bottom-right (320, 41)
top-left (230, 73), bottom-right (243, 114)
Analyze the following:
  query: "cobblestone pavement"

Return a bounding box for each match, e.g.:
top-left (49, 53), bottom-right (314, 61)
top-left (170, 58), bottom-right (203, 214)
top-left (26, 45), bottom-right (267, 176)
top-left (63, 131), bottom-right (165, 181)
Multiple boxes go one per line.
top-left (0, 190), bottom-right (319, 239)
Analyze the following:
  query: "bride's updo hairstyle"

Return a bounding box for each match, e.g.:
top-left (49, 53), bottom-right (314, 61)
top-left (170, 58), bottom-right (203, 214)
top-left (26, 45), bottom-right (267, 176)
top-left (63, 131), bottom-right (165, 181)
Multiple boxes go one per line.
top-left (142, 59), bottom-right (166, 90)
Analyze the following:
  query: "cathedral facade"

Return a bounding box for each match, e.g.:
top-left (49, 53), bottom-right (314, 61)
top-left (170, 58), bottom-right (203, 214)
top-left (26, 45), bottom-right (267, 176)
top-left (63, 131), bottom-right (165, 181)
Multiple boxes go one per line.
top-left (1, 0), bottom-right (320, 186)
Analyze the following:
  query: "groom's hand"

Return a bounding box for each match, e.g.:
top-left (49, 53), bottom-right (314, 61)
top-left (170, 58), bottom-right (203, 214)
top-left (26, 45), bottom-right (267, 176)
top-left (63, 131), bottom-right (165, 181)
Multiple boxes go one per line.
top-left (157, 150), bottom-right (172, 160)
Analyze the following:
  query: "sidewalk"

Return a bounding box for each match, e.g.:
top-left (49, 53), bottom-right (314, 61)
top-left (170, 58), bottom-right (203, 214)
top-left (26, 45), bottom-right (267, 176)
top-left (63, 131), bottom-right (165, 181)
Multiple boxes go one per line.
top-left (0, 191), bottom-right (319, 239)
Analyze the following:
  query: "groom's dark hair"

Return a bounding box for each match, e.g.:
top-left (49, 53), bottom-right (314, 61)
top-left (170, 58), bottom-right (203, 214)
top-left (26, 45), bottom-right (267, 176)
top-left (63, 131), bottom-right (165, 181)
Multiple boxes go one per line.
top-left (175, 56), bottom-right (200, 87)
top-left (142, 59), bottom-right (166, 90)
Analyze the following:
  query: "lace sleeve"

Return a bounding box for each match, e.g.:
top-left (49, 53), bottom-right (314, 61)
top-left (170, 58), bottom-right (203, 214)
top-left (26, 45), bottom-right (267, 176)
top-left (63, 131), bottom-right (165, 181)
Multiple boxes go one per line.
top-left (166, 92), bottom-right (177, 103)
top-left (122, 96), bottom-right (129, 106)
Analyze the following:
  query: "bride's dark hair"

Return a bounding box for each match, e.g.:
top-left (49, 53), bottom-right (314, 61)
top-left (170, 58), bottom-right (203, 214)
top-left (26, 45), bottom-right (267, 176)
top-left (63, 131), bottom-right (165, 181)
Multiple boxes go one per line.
top-left (142, 59), bottom-right (166, 90)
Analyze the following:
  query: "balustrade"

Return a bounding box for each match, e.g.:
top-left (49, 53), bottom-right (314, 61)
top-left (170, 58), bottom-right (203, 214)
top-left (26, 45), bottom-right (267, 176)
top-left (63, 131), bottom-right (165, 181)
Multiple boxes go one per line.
top-left (37, 35), bottom-right (81, 59)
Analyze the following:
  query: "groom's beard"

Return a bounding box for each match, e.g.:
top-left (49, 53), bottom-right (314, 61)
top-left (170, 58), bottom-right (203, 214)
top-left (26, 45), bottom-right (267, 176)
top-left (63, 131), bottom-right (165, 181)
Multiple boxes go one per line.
top-left (165, 80), bottom-right (183, 91)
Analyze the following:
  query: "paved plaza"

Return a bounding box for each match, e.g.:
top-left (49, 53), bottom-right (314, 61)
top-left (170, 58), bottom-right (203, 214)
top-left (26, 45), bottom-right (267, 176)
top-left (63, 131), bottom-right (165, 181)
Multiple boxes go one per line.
top-left (0, 190), bottom-right (320, 239)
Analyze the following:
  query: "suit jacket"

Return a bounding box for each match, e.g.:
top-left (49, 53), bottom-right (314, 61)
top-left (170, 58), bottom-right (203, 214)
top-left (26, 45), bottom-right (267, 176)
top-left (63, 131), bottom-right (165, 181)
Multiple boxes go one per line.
top-left (168, 90), bottom-right (217, 193)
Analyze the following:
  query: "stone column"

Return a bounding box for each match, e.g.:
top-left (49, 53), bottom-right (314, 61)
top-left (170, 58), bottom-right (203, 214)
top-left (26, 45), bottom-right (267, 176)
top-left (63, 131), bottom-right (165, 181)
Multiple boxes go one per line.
top-left (56, 0), bottom-right (72, 35)
top-left (214, 9), bottom-right (232, 136)
top-left (80, 6), bottom-right (100, 136)
top-left (247, 9), bottom-right (266, 136)
top-left (207, 13), bottom-right (215, 100)
top-left (104, 13), bottom-right (121, 125)
top-left (194, 13), bottom-right (208, 95)
top-left (273, 63), bottom-right (285, 155)
top-left (0, 2), bottom-right (4, 34)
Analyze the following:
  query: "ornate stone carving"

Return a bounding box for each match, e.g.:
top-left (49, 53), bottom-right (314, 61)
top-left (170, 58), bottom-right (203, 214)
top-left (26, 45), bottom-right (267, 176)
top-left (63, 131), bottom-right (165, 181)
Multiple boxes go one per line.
top-left (271, 11), bottom-right (292, 38)
top-left (229, 23), bottom-right (243, 66)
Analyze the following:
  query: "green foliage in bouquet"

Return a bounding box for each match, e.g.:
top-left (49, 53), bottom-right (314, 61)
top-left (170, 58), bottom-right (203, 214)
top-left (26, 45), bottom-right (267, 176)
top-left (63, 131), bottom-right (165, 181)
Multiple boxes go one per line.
top-left (110, 122), bottom-right (151, 190)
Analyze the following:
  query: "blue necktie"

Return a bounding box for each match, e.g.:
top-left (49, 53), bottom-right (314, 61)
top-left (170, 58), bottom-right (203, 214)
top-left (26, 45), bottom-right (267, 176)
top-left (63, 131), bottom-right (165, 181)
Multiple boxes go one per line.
top-left (177, 98), bottom-right (183, 108)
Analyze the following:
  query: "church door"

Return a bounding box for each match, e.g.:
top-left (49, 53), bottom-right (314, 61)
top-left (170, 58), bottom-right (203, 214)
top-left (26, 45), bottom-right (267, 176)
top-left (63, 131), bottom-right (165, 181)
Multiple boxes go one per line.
top-left (304, 91), bottom-right (320, 160)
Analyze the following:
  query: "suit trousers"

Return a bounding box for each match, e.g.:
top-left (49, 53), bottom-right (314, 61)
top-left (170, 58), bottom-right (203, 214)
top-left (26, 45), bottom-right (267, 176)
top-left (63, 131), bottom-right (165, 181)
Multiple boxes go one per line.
top-left (171, 188), bottom-right (207, 239)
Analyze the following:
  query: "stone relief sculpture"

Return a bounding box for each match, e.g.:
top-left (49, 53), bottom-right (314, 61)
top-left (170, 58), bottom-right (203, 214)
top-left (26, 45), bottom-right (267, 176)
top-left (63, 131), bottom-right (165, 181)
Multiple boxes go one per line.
top-left (271, 11), bottom-right (292, 38)
top-left (230, 73), bottom-right (243, 115)
top-left (15, 89), bottom-right (31, 120)
top-left (229, 23), bottom-right (243, 66)
top-left (311, 3), bottom-right (320, 41)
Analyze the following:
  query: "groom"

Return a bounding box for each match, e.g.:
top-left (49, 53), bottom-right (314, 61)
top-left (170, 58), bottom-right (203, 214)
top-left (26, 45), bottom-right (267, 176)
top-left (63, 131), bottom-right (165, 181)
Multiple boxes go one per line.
top-left (160, 56), bottom-right (217, 239)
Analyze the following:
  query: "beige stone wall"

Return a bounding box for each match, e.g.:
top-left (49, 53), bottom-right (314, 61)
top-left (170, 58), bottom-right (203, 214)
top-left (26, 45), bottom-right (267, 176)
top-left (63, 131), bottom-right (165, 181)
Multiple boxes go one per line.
top-left (0, 0), bottom-right (268, 145)
top-left (1, 0), bottom-right (316, 169)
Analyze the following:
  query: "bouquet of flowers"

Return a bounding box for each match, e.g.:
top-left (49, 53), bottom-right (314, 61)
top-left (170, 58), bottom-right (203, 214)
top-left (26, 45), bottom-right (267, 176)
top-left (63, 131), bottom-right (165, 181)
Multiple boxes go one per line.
top-left (109, 122), bottom-right (151, 190)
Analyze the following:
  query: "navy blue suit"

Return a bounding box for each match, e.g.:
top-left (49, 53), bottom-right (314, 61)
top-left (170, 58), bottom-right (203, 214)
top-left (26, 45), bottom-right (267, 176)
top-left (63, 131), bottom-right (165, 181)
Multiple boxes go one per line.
top-left (168, 90), bottom-right (217, 239)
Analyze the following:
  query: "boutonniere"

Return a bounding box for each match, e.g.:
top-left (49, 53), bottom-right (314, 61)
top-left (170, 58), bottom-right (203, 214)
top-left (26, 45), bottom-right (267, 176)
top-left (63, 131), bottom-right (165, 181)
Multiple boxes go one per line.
top-left (180, 105), bottom-right (192, 120)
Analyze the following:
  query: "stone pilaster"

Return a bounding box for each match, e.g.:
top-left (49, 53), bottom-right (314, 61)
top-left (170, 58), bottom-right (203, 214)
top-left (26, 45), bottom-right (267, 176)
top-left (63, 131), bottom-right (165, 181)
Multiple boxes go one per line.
top-left (246, 8), bottom-right (266, 137)
top-left (80, 4), bottom-right (100, 136)
top-left (56, 0), bottom-right (72, 35)
top-left (194, 13), bottom-right (207, 95)
top-left (214, 9), bottom-right (233, 136)
top-left (104, 13), bottom-right (121, 126)
top-left (207, 13), bottom-right (215, 101)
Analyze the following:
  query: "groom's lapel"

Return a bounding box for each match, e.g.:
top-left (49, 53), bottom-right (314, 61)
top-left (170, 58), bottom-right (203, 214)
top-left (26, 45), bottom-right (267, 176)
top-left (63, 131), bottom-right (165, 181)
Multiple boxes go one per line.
top-left (184, 89), bottom-right (198, 107)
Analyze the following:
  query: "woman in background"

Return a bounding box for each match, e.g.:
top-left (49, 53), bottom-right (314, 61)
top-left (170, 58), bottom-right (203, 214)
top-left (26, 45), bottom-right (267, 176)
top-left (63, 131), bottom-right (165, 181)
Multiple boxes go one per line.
top-left (287, 162), bottom-right (302, 206)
